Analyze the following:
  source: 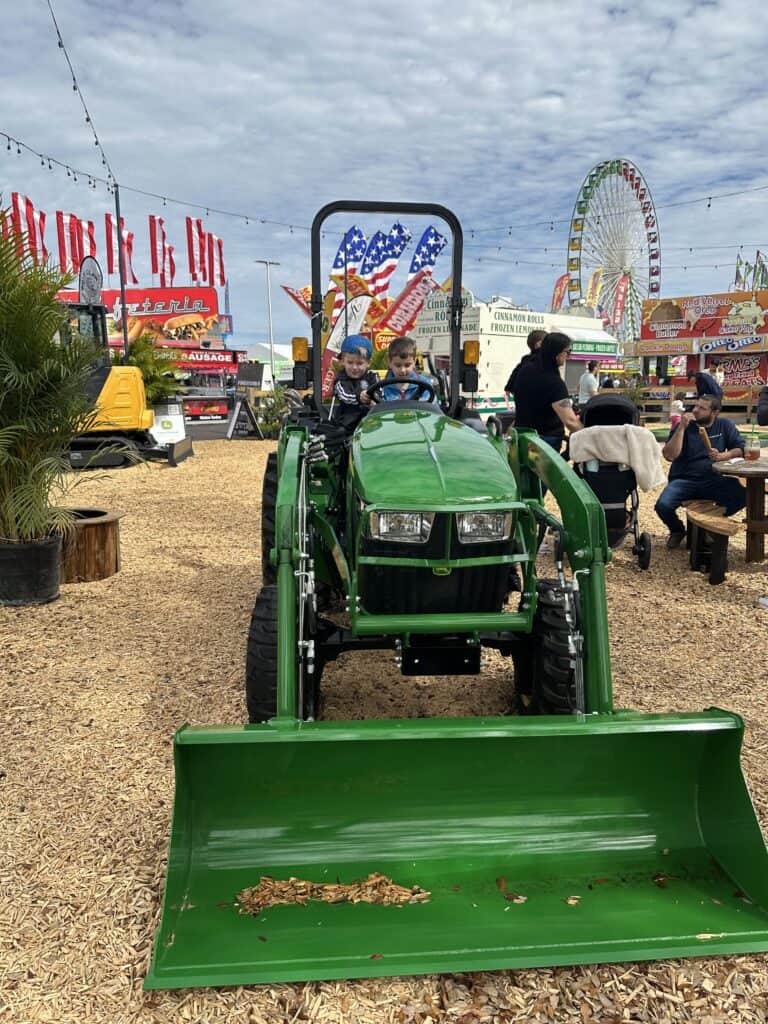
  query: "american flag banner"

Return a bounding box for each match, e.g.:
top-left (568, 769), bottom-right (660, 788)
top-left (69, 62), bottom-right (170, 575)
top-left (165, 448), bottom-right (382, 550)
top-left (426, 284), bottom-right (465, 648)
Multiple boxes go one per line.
top-left (206, 233), bottom-right (226, 286)
top-left (11, 192), bottom-right (48, 264)
top-left (407, 225), bottom-right (447, 280)
top-left (105, 213), bottom-right (139, 284)
top-left (360, 231), bottom-right (387, 289)
top-left (149, 215), bottom-right (175, 287)
top-left (56, 212), bottom-right (96, 275)
top-left (329, 226), bottom-right (367, 321)
top-left (185, 216), bottom-right (207, 283)
top-left (364, 222), bottom-right (411, 298)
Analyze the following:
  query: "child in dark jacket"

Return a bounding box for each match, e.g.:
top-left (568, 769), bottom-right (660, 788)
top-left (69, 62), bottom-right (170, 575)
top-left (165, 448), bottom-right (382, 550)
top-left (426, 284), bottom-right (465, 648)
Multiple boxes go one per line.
top-left (332, 334), bottom-right (378, 432)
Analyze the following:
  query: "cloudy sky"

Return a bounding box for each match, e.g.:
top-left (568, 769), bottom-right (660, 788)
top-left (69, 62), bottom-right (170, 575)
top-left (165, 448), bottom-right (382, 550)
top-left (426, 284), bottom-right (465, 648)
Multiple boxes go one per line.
top-left (2, 0), bottom-right (767, 352)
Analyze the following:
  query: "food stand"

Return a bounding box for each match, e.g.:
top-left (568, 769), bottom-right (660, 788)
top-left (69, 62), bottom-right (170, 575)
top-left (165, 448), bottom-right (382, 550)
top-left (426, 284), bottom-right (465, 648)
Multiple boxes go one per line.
top-left (634, 291), bottom-right (768, 424)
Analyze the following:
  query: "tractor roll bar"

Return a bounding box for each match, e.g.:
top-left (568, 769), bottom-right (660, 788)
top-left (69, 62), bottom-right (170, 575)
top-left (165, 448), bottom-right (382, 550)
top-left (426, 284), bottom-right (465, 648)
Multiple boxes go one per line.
top-left (310, 201), bottom-right (464, 416)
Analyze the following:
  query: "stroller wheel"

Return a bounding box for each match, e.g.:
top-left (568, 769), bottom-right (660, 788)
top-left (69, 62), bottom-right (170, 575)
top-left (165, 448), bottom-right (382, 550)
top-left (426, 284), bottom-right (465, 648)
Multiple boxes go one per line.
top-left (637, 532), bottom-right (652, 570)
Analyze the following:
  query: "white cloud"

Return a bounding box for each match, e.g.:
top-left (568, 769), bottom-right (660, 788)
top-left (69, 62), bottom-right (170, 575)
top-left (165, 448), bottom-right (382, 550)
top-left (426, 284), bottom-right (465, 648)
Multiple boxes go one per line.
top-left (0, 0), bottom-right (766, 347)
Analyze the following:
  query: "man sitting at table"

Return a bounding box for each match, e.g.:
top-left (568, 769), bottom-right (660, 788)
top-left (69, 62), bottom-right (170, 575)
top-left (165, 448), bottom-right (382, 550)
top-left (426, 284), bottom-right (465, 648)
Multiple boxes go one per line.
top-left (655, 393), bottom-right (746, 549)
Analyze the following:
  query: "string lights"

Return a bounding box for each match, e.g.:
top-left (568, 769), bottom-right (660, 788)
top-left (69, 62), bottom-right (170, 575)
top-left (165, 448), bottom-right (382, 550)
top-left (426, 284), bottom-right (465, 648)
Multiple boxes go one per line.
top-left (4, 122), bottom-right (766, 257)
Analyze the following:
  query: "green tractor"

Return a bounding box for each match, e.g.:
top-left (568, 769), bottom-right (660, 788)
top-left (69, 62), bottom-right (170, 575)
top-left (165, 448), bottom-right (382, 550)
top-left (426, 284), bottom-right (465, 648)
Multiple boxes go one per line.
top-left (146, 202), bottom-right (768, 991)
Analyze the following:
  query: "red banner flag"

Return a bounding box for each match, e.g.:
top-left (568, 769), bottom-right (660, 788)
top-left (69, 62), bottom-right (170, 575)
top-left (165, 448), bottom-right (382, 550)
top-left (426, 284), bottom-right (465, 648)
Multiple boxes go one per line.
top-left (149, 215), bottom-right (175, 287)
top-left (56, 212), bottom-right (95, 275)
top-left (550, 273), bottom-right (569, 312)
top-left (206, 233), bottom-right (226, 285)
top-left (185, 217), bottom-right (207, 283)
top-left (282, 284), bottom-right (312, 318)
top-left (372, 268), bottom-right (437, 334)
top-left (105, 214), bottom-right (138, 284)
top-left (11, 193), bottom-right (48, 264)
top-left (612, 274), bottom-right (630, 327)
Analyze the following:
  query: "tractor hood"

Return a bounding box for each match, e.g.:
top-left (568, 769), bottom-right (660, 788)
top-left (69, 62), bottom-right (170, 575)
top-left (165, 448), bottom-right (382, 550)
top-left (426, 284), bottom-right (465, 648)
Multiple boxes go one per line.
top-left (351, 408), bottom-right (518, 508)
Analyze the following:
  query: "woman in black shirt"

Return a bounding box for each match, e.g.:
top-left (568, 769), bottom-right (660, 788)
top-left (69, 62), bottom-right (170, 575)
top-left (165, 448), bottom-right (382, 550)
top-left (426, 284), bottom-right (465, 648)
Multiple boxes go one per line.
top-left (513, 332), bottom-right (583, 452)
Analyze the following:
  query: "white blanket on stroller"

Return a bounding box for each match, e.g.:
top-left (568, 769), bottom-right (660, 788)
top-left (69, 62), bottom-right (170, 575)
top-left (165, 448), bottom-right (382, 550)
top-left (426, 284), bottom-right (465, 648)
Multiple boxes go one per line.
top-left (569, 425), bottom-right (666, 492)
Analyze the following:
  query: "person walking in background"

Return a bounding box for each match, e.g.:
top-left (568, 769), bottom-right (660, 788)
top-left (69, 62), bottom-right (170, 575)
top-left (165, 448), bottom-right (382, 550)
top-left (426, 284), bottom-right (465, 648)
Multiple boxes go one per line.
top-left (504, 329), bottom-right (547, 400)
top-left (512, 332), bottom-right (583, 454)
top-left (688, 367), bottom-right (723, 399)
top-left (655, 393), bottom-right (745, 549)
top-left (578, 360), bottom-right (600, 408)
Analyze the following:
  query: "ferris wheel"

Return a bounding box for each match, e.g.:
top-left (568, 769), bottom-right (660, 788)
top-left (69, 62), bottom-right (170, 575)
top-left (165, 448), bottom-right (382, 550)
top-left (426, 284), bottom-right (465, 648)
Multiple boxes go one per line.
top-left (565, 159), bottom-right (661, 343)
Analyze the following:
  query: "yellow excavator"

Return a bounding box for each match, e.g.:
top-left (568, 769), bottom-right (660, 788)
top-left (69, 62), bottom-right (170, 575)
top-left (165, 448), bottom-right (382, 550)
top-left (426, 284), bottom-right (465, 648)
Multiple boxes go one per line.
top-left (61, 301), bottom-right (193, 468)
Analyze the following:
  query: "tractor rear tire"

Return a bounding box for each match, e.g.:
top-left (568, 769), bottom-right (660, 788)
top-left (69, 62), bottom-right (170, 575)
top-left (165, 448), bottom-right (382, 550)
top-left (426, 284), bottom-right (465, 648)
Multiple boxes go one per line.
top-left (261, 453), bottom-right (278, 584)
top-left (512, 579), bottom-right (577, 715)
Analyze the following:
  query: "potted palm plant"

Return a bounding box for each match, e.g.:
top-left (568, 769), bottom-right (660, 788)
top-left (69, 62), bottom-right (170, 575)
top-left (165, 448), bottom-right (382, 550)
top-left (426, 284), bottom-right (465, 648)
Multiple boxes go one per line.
top-left (0, 218), bottom-right (101, 605)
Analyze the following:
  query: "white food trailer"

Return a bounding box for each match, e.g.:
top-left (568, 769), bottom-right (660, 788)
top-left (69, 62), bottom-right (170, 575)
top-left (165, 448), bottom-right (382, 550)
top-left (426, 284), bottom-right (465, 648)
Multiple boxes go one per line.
top-left (414, 292), bottom-right (620, 416)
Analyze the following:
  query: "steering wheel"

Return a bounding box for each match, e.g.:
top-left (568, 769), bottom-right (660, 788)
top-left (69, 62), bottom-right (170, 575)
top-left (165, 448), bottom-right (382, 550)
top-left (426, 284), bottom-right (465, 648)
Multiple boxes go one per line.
top-left (365, 378), bottom-right (436, 404)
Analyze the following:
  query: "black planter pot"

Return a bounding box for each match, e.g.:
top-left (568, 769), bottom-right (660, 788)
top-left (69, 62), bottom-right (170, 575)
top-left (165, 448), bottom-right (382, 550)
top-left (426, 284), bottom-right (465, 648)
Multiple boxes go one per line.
top-left (0, 534), bottom-right (63, 606)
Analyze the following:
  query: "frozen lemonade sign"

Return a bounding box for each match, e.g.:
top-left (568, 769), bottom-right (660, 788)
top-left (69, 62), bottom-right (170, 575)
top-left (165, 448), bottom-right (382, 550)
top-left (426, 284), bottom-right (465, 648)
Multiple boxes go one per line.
top-left (486, 308), bottom-right (546, 337)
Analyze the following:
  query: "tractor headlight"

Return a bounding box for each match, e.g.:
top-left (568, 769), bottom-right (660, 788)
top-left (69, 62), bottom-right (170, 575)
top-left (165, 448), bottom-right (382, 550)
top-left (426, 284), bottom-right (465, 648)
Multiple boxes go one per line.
top-left (456, 511), bottom-right (513, 543)
top-left (369, 511), bottom-right (435, 543)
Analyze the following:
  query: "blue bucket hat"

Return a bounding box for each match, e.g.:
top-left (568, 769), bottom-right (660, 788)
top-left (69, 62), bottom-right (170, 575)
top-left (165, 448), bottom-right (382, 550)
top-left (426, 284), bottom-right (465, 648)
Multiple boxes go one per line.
top-left (340, 334), bottom-right (372, 359)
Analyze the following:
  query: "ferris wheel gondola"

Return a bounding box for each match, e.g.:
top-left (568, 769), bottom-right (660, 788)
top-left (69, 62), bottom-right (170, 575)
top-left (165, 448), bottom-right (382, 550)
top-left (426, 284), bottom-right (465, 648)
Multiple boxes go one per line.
top-left (565, 159), bottom-right (661, 344)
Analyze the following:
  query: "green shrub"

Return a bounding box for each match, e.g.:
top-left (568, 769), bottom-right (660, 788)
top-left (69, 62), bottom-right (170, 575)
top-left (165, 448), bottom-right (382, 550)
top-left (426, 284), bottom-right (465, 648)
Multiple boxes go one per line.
top-left (0, 221), bottom-right (101, 541)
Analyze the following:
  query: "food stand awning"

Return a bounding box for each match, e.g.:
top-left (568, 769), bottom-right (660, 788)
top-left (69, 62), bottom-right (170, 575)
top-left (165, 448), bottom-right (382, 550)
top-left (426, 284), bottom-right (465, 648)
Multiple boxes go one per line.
top-left (564, 326), bottom-right (619, 362)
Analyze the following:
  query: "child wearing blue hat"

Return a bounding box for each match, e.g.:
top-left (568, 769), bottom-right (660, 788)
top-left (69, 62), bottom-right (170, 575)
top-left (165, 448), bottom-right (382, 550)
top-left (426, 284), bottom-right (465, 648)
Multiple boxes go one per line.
top-left (332, 334), bottom-right (378, 432)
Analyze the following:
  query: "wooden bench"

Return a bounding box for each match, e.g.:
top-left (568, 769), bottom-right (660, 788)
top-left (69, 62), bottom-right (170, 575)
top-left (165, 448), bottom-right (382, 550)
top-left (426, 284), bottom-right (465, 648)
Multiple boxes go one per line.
top-left (684, 500), bottom-right (744, 585)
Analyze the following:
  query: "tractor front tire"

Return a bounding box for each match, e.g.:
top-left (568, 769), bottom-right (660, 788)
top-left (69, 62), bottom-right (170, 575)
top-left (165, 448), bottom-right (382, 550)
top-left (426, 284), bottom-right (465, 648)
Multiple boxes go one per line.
top-left (245, 583), bottom-right (323, 723)
top-left (261, 452), bottom-right (278, 584)
top-left (245, 585), bottom-right (279, 723)
top-left (512, 579), bottom-right (577, 715)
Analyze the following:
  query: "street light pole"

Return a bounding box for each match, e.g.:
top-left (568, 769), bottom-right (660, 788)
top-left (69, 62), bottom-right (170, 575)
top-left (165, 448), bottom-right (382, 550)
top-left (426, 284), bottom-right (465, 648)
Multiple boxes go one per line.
top-left (254, 259), bottom-right (280, 384)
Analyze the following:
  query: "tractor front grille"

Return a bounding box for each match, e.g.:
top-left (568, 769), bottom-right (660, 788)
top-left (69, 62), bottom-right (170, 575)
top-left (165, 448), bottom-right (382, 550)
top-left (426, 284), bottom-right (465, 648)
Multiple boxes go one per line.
top-left (358, 563), bottom-right (509, 615)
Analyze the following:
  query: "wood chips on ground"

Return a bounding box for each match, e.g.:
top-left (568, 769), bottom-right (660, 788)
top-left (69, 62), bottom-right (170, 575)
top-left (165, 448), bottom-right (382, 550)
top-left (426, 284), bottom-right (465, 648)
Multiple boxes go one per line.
top-left (1, 439), bottom-right (767, 1023)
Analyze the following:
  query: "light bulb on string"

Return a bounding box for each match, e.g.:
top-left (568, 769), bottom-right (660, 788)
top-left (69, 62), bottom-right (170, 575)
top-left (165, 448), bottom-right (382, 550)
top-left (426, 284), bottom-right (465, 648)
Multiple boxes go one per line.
top-left (16, 144), bottom-right (21, 156)
top-left (707, 197), bottom-right (712, 209)
top-left (6, 139), bottom-right (11, 152)
top-left (48, 160), bottom-right (52, 170)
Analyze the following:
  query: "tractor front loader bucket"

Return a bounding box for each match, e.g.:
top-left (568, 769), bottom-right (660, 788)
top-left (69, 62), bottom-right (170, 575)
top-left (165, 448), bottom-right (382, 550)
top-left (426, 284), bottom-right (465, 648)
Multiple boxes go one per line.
top-left (146, 712), bottom-right (768, 990)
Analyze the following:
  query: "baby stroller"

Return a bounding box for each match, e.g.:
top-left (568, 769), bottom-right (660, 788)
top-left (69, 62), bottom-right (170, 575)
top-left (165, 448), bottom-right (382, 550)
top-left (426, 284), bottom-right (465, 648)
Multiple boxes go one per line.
top-left (574, 393), bottom-right (652, 570)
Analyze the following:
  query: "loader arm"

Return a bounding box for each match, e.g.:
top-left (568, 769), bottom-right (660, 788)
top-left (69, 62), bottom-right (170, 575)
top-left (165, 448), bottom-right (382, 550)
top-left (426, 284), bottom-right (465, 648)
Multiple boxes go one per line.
top-left (509, 429), bottom-right (614, 713)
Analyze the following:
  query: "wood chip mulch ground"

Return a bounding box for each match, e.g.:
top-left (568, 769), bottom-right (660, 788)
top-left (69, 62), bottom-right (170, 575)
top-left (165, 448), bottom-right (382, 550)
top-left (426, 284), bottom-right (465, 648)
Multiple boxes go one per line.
top-left (2, 439), bottom-right (767, 1023)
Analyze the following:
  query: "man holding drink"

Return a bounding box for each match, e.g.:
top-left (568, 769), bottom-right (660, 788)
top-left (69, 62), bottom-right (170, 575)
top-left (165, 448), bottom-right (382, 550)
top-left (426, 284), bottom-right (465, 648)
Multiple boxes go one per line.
top-left (655, 393), bottom-right (747, 549)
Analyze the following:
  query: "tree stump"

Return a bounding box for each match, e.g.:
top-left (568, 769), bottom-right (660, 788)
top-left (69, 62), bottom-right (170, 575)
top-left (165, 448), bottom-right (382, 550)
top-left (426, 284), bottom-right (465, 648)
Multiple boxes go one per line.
top-left (61, 509), bottom-right (123, 584)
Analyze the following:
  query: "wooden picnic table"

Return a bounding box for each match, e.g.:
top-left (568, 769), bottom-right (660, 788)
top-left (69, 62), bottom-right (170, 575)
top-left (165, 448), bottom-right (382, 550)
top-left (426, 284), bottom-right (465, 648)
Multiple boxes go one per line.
top-left (712, 456), bottom-right (768, 562)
